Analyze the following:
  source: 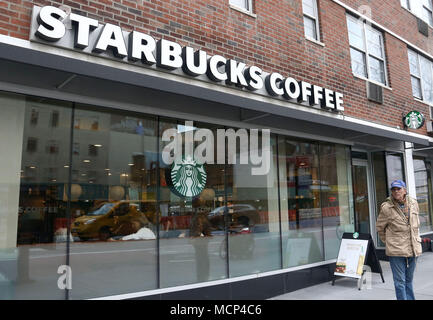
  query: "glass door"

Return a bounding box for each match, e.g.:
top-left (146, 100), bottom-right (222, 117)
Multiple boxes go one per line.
top-left (352, 159), bottom-right (374, 236)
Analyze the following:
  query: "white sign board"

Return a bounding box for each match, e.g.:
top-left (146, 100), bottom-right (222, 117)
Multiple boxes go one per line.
top-left (334, 238), bottom-right (368, 279)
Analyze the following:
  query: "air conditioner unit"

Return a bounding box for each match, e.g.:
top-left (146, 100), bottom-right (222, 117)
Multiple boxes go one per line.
top-left (427, 120), bottom-right (433, 133)
top-left (417, 17), bottom-right (429, 37)
top-left (367, 81), bottom-right (383, 104)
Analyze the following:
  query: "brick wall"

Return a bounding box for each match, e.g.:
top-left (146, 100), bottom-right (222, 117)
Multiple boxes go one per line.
top-left (0, 0), bottom-right (431, 135)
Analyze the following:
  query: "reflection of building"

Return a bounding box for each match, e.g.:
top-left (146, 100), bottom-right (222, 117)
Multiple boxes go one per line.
top-left (1, 0), bottom-right (433, 300)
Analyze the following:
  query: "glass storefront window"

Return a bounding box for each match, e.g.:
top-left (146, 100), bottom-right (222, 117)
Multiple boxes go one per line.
top-left (279, 139), bottom-right (324, 268)
top-left (278, 140), bottom-right (353, 267)
top-left (413, 157), bottom-right (433, 233)
top-left (373, 152), bottom-right (406, 247)
top-left (320, 144), bottom-right (354, 260)
top-left (69, 106), bottom-right (158, 299)
top-left (159, 120), bottom-right (227, 287)
top-left (0, 94), bottom-right (72, 299)
top-left (0, 90), bottom-right (358, 299)
top-left (386, 153), bottom-right (405, 184)
top-left (226, 133), bottom-right (281, 277)
top-left (372, 151), bottom-right (387, 247)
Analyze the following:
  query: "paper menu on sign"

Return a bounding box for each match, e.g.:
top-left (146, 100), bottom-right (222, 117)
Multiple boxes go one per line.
top-left (334, 239), bottom-right (368, 279)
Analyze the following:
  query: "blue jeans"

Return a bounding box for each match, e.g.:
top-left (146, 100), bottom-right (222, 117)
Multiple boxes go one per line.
top-left (388, 256), bottom-right (417, 300)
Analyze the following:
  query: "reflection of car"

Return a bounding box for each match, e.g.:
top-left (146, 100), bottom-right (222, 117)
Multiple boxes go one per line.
top-left (208, 204), bottom-right (260, 231)
top-left (211, 205), bottom-right (260, 260)
top-left (71, 201), bottom-right (149, 241)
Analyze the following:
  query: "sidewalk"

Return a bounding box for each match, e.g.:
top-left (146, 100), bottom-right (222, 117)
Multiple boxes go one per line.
top-left (269, 252), bottom-right (433, 300)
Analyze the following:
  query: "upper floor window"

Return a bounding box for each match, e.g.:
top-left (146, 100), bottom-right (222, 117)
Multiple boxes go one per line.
top-left (302, 0), bottom-right (320, 41)
top-left (422, 0), bottom-right (433, 25)
top-left (346, 15), bottom-right (387, 85)
top-left (229, 0), bottom-right (253, 12)
top-left (401, 0), bottom-right (410, 10)
top-left (408, 49), bottom-right (433, 103)
top-left (401, 0), bottom-right (433, 27)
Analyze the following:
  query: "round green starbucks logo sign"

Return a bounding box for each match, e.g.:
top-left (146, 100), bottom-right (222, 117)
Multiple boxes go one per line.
top-left (404, 111), bottom-right (425, 129)
top-left (170, 156), bottom-right (207, 198)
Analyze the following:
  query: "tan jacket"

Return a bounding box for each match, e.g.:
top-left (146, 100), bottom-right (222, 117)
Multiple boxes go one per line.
top-left (376, 195), bottom-right (422, 257)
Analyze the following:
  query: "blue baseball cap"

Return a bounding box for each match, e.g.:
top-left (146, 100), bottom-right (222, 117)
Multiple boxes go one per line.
top-left (391, 180), bottom-right (406, 189)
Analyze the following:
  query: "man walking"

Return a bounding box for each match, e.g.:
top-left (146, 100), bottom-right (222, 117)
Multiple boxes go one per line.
top-left (376, 180), bottom-right (422, 300)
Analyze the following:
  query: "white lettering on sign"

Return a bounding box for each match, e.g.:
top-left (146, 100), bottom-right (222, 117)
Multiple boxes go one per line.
top-left (32, 5), bottom-right (344, 112)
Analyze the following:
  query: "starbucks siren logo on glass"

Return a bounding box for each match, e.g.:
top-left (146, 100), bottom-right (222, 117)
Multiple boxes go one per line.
top-left (171, 156), bottom-right (207, 198)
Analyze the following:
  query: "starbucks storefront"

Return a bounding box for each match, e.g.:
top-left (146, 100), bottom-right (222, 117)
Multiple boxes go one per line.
top-left (0, 87), bottom-right (357, 299)
top-left (1, 6), bottom-right (432, 299)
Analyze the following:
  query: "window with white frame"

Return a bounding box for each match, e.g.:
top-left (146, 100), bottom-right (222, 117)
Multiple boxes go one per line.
top-left (229, 0), bottom-right (253, 12)
top-left (401, 0), bottom-right (433, 26)
top-left (302, 0), bottom-right (320, 41)
top-left (408, 49), bottom-right (433, 104)
top-left (346, 15), bottom-right (387, 85)
top-left (422, 0), bottom-right (433, 25)
top-left (401, 0), bottom-right (410, 10)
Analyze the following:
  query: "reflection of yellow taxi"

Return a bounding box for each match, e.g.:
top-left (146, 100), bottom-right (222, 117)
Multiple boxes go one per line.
top-left (71, 201), bottom-right (149, 241)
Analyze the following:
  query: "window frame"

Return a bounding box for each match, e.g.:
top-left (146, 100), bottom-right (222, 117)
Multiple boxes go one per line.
top-left (422, 0), bottom-right (433, 26)
top-left (413, 156), bottom-right (433, 233)
top-left (408, 49), bottom-right (423, 100)
top-left (347, 15), bottom-right (388, 86)
top-left (407, 48), bottom-right (433, 106)
top-left (408, 49), bottom-right (433, 108)
top-left (229, 0), bottom-right (253, 13)
top-left (401, 0), bottom-right (433, 27)
top-left (302, 0), bottom-right (321, 42)
top-left (401, 0), bottom-right (411, 10)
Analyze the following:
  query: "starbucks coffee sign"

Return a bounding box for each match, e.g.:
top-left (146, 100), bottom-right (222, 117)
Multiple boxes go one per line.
top-left (30, 5), bottom-right (345, 113)
top-left (404, 111), bottom-right (424, 129)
